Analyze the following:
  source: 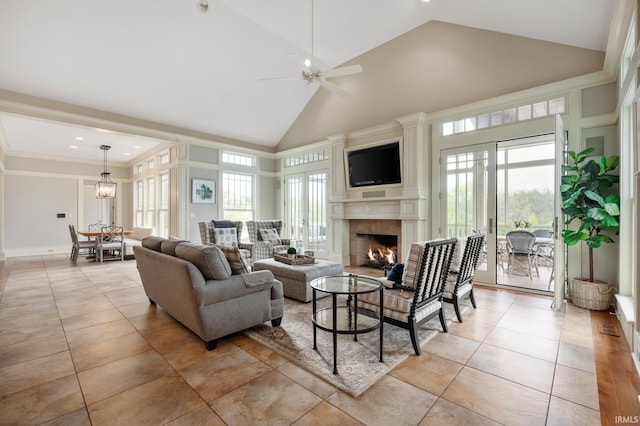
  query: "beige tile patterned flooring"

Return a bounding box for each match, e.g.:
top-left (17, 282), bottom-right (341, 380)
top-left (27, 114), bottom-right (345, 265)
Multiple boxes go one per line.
top-left (0, 255), bottom-right (603, 425)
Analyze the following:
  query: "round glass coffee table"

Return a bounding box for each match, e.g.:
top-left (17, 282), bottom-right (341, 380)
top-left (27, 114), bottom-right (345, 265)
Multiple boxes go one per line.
top-left (310, 274), bottom-right (384, 374)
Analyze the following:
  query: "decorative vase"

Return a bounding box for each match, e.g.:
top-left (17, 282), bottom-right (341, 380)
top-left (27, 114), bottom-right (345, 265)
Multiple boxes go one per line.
top-left (288, 254), bottom-right (295, 260)
top-left (570, 278), bottom-right (612, 310)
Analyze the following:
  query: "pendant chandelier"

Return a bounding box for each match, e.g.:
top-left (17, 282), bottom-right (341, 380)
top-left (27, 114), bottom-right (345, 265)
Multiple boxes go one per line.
top-left (95, 145), bottom-right (116, 198)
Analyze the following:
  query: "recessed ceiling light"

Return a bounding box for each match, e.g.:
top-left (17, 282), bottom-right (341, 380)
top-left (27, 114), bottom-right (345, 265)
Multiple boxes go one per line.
top-left (74, 137), bottom-right (84, 141)
top-left (134, 145), bottom-right (141, 149)
top-left (124, 152), bottom-right (131, 156)
top-left (69, 145), bottom-right (78, 149)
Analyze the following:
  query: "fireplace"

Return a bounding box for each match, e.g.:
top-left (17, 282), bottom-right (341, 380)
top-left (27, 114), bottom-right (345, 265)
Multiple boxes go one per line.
top-left (356, 233), bottom-right (398, 269)
top-left (349, 219), bottom-right (402, 270)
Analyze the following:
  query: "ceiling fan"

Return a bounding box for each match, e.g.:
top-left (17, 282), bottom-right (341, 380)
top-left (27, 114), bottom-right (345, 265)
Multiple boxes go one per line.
top-left (261, 0), bottom-right (362, 98)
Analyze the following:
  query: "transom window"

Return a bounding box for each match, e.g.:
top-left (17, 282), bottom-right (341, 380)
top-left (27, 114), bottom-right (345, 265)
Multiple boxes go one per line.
top-left (158, 151), bottom-right (170, 165)
top-left (442, 97), bottom-right (565, 136)
top-left (284, 149), bottom-right (329, 167)
top-left (222, 151), bottom-right (255, 167)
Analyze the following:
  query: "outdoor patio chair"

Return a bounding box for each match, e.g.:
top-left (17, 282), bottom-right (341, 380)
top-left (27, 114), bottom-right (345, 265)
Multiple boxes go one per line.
top-left (505, 229), bottom-right (539, 279)
top-left (532, 229), bottom-right (553, 238)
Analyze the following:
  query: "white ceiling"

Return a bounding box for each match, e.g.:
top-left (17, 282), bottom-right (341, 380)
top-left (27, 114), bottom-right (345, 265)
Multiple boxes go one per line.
top-left (0, 0), bottom-right (616, 163)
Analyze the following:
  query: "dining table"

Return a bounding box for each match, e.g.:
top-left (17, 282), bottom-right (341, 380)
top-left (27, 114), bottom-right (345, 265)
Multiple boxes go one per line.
top-left (78, 230), bottom-right (133, 238)
top-left (497, 235), bottom-right (553, 246)
top-left (78, 229), bottom-right (132, 262)
top-left (496, 234), bottom-right (554, 270)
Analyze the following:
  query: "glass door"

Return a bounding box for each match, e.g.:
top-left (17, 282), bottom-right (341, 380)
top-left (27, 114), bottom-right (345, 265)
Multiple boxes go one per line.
top-left (284, 171), bottom-right (328, 257)
top-left (553, 114), bottom-right (567, 308)
top-left (440, 144), bottom-right (497, 284)
top-left (441, 129), bottom-right (563, 293)
top-left (496, 136), bottom-right (556, 291)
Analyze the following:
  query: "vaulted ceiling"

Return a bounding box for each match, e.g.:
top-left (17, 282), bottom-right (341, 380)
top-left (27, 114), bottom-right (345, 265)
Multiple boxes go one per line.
top-left (0, 0), bottom-right (618, 162)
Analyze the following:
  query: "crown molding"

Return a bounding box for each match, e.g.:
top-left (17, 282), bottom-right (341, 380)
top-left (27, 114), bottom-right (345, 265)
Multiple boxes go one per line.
top-left (603, 0), bottom-right (635, 77)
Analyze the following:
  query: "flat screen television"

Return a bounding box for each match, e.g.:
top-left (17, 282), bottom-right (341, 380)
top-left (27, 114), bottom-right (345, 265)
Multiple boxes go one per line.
top-left (347, 141), bottom-right (402, 188)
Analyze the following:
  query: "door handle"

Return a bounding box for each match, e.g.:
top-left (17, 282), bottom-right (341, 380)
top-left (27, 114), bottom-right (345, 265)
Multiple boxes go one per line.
top-left (488, 218), bottom-right (493, 234)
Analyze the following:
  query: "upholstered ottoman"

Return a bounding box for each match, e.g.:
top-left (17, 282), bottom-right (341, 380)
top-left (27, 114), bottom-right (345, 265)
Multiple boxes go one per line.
top-left (253, 258), bottom-right (344, 302)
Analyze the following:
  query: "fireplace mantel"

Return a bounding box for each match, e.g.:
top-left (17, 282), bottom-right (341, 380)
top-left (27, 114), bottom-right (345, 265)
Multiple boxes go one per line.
top-left (329, 198), bottom-right (428, 266)
top-left (332, 198), bottom-right (426, 221)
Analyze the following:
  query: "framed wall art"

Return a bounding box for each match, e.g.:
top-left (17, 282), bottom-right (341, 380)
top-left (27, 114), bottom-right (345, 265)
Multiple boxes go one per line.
top-left (192, 179), bottom-right (215, 204)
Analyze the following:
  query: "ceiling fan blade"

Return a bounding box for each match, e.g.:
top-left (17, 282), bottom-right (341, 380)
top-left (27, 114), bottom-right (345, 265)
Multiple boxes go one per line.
top-left (319, 79), bottom-right (350, 98)
top-left (321, 64), bottom-right (363, 79)
top-left (258, 76), bottom-right (301, 82)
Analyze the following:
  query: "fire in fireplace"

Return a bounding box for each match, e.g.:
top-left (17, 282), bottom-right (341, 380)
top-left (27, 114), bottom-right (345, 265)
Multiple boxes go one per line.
top-left (349, 219), bottom-right (402, 271)
top-left (365, 245), bottom-right (397, 268)
top-left (357, 233), bottom-right (398, 270)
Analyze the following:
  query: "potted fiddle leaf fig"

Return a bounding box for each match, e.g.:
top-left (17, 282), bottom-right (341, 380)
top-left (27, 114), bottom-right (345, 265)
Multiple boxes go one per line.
top-left (560, 147), bottom-right (620, 310)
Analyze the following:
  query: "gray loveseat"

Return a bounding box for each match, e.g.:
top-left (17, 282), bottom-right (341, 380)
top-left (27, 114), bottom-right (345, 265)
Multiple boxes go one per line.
top-left (134, 236), bottom-right (284, 350)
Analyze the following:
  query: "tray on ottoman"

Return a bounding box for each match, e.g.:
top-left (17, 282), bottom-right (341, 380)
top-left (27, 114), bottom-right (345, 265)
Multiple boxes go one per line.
top-left (274, 253), bottom-right (316, 265)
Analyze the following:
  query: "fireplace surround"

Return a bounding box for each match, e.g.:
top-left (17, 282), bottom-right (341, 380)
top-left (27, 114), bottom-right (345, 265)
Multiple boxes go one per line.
top-left (349, 219), bottom-right (402, 269)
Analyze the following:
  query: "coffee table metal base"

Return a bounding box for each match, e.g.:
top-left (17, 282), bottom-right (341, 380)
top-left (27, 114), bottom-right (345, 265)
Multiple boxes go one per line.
top-left (311, 283), bottom-right (384, 375)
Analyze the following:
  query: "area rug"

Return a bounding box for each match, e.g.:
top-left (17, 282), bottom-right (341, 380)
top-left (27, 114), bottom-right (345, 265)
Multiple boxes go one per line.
top-left (243, 296), bottom-right (469, 397)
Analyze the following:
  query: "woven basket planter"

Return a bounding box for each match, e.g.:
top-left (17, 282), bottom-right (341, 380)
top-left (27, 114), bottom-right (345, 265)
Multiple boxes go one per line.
top-left (570, 278), bottom-right (612, 310)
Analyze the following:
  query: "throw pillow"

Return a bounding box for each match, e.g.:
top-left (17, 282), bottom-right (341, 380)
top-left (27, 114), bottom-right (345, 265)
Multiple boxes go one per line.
top-left (174, 242), bottom-right (232, 280)
top-left (259, 228), bottom-right (281, 244)
top-left (386, 263), bottom-right (404, 284)
top-left (141, 236), bottom-right (165, 252)
top-left (213, 227), bottom-right (238, 247)
top-left (216, 245), bottom-right (250, 275)
top-left (160, 237), bottom-right (187, 256)
top-left (212, 219), bottom-right (235, 228)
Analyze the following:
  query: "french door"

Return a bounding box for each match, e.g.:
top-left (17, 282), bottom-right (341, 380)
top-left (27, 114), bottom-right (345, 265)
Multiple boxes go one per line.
top-left (440, 144), bottom-right (497, 284)
top-left (440, 117), bottom-right (565, 301)
top-left (284, 171), bottom-right (328, 257)
top-left (553, 114), bottom-right (566, 308)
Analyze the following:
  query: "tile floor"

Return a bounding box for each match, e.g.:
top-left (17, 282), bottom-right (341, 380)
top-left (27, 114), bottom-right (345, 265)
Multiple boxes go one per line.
top-left (0, 254), bottom-right (603, 425)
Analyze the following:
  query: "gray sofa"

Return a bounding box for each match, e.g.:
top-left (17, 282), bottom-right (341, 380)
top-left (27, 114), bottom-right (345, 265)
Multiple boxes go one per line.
top-left (134, 236), bottom-right (284, 350)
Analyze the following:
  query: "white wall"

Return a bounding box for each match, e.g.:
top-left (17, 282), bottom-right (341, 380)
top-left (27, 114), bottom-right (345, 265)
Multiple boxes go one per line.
top-left (2, 155), bottom-right (129, 257)
top-left (4, 174), bottom-right (77, 255)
